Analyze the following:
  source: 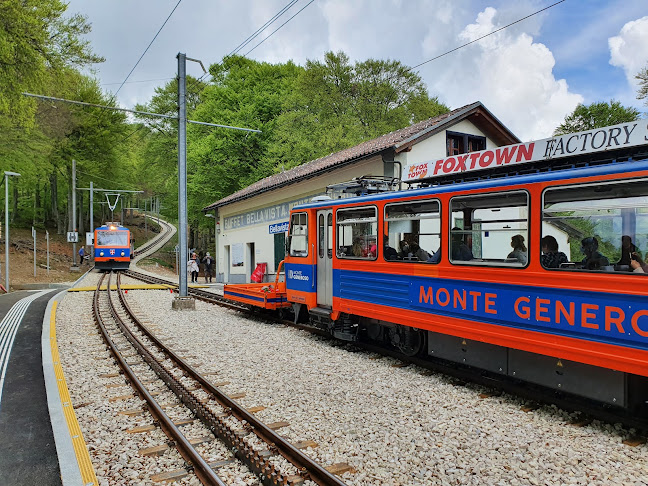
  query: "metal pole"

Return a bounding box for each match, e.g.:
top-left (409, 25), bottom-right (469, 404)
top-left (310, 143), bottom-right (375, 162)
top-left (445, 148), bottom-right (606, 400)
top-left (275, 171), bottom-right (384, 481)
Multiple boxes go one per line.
top-left (46, 230), bottom-right (50, 275)
top-left (156, 196), bottom-right (160, 225)
top-left (32, 226), bottom-right (36, 277)
top-left (90, 181), bottom-right (94, 231)
top-left (5, 174), bottom-right (9, 291)
top-left (90, 181), bottom-right (94, 263)
top-left (178, 52), bottom-right (188, 297)
top-left (144, 198), bottom-right (147, 238)
top-left (72, 159), bottom-right (77, 266)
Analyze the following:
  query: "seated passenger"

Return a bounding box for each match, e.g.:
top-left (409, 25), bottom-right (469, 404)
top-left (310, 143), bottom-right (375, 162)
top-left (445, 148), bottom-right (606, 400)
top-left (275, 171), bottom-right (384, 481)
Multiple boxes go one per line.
top-left (384, 236), bottom-right (399, 260)
top-left (352, 237), bottom-right (364, 257)
top-left (451, 228), bottom-right (473, 261)
top-left (409, 242), bottom-right (430, 262)
top-left (540, 235), bottom-right (568, 269)
top-left (630, 253), bottom-right (648, 273)
top-left (507, 234), bottom-right (528, 264)
top-left (580, 237), bottom-right (610, 270)
top-left (398, 240), bottom-right (412, 259)
top-left (428, 247), bottom-right (441, 263)
top-left (618, 235), bottom-right (641, 266)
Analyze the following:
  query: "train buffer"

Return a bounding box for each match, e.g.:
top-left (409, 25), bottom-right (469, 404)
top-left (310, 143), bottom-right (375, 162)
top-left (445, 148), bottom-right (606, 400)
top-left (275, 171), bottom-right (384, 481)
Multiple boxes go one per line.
top-left (224, 261), bottom-right (291, 311)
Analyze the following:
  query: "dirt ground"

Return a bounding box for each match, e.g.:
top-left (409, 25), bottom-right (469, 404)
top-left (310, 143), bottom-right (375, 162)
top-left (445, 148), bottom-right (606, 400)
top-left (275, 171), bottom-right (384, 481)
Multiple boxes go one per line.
top-left (0, 215), bottom-right (173, 291)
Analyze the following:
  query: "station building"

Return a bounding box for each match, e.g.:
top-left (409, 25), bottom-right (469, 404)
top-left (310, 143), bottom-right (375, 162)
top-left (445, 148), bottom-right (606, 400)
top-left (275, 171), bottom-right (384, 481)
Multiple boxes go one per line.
top-left (203, 101), bottom-right (519, 283)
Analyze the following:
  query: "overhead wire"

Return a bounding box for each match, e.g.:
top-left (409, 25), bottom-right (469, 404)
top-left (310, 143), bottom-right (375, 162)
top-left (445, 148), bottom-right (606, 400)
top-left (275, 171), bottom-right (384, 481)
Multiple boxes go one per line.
top-left (244, 0), bottom-right (316, 57)
top-left (113, 0), bottom-right (183, 98)
top-left (226, 0), bottom-right (300, 59)
top-left (408, 0), bottom-right (566, 72)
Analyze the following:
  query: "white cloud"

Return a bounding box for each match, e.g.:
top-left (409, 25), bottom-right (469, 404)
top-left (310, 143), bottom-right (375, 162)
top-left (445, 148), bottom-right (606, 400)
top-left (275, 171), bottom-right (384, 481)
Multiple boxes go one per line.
top-left (423, 6), bottom-right (583, 140)
top-left (608, 16), bottom-right (648, 88)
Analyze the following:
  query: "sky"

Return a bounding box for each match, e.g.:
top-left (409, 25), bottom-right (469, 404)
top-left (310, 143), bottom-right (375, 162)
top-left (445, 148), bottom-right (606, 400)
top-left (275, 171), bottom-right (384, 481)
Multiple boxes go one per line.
top-left (64, 0), bottom-right (648, 142)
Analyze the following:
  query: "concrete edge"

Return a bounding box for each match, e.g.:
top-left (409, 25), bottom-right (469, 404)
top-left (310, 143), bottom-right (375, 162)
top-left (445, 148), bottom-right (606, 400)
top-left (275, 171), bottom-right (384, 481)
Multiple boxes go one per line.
top-left (41, 289), bottom-right (84, 486)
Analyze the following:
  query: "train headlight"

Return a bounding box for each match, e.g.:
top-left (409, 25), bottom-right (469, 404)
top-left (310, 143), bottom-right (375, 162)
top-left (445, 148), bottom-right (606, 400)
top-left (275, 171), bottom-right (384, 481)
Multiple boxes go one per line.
top-left (121, 251), bottom-right (125, 256)
top-left (100, 251), bottom-right (104, 256)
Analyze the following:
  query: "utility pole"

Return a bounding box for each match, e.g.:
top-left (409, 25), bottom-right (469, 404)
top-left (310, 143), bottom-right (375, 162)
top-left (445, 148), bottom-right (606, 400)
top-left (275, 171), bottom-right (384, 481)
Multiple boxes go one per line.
top-left (174, 52), bottom-right (193, 309)
top-left (72, 159), bottom-right (78, 268)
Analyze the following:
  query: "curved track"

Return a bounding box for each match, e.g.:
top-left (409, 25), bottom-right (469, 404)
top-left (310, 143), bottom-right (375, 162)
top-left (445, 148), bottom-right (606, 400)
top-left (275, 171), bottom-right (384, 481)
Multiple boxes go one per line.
top-left (94, 271), bottom-right (348, 485)
top-left (132, 216), bottom-right (176, 263)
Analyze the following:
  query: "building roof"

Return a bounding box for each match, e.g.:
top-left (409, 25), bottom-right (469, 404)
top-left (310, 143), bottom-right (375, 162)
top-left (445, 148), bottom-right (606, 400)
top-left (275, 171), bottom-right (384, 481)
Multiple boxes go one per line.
top-left (203, 101), bottom-right (519, 211)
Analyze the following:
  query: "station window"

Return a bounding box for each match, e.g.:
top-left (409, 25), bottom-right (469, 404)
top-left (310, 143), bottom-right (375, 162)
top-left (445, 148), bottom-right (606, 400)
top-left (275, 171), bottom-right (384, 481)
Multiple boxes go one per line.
top-left (446, 131), bottom-right (486, 156)
top-left (542, 179), bottom-right (648, 275)
top-left (336, 206), bottom-right (378, 259)
top-left (450, 191), bottom-right (529, 267)
top-left (288, 212), bottom-right (308, 257)
top-left (384, 200), bottom-right (441, 263)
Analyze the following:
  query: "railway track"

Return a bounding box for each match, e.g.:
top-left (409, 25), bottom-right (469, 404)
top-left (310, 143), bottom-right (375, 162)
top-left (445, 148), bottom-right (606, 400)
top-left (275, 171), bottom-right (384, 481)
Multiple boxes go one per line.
top-left (122, 268), bottom-right (648, 436)
top-left (132, 216), bottom-right (176, 259)
top-left (92, 271), bottom-right (349, 485)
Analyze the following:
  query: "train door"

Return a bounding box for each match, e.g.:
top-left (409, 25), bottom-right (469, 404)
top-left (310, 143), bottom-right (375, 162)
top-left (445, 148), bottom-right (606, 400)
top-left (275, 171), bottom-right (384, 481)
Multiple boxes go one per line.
top-left (316, 210), bottom-right (333, 307)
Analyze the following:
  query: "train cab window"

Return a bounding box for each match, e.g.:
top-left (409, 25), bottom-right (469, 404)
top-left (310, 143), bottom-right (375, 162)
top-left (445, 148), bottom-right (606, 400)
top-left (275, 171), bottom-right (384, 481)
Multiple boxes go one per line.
top-left (96, 230), bottom-right (129, 246)
top-left (450, 191), bottom-right (529, 267)
top-left (288, 212), bottom-right (308, 257)
top-left (384, 200), bottom-right (440, 263)
top-left (542, 179), bottom-right (648, 275)
top-left (336, 206), bottom-right (378, 259)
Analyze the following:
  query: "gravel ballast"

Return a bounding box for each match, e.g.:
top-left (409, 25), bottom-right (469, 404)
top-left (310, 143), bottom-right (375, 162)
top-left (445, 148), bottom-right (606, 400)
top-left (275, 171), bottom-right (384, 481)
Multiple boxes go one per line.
top-left (56, 275), bottom-right (648, 485)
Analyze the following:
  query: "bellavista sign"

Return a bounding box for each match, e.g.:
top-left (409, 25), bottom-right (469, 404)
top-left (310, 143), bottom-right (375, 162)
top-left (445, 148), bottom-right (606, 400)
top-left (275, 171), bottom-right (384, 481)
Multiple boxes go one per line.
top-left (404, 121), bottom-right (648, 182)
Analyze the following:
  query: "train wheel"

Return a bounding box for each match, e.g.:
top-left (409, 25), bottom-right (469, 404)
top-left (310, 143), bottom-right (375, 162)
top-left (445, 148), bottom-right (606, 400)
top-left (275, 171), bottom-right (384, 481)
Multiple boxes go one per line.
top-left (390, 326), bottom-right (425, 357)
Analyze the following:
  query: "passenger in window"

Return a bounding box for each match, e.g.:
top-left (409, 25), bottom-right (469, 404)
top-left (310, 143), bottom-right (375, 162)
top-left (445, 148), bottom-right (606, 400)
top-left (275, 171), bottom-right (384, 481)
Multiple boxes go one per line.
top-left (507, 234), bottom-right (528, 264)
top-left (540, 235), bottom-right (568, 269)
top-left (398, 240), bottom-right (412, 259)
top-left (451, 228), bottom-right (473, 261)
top-left (410, 242), bottom-right (431, 262)
top-left (352, 237), bottom-right (364, 257)
top-left (428, 247), bottom-right (441, 263)
top-left (580, 237), bottom-right (610, 270)
top-left (630, 253), bottom-right (647, 273)
top-left (367, 237), bottom-right (377, 258)
top-left (618, 235), bottom-right (641, 266)
top-left (384, 236), bottom-right (399, 260)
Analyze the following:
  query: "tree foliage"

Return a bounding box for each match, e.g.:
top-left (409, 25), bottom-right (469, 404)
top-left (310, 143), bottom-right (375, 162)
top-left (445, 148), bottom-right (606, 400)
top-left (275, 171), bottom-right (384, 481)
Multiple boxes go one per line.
top-left (637, 64), bottom-right (648, 107)
top-left (0, 0), bottom-right (103, 125)
top-left (554, 100), bottom-right (641, 136)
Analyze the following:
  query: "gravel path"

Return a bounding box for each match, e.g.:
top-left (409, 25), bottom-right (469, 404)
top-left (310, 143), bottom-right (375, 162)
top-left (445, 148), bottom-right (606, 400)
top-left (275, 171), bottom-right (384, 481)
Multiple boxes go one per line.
top-left (57, 274), bottom-right (648, 485)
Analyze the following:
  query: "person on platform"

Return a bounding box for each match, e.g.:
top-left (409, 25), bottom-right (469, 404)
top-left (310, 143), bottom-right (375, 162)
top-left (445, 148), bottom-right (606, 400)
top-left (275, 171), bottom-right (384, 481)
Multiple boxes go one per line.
top-left (78, 246), bottom-right (86, 265)
top-left (203, 252), bottom-right (214, 283)
top-left (188, 252), bottom-right (200, 283)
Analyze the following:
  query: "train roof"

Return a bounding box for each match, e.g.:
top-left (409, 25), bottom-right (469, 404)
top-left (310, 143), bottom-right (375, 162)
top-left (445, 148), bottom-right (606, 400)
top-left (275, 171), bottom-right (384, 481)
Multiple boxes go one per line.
top-left (292, 154), bottom-right (648, 211)
top-left (95, 223), bottom-right (129, 230)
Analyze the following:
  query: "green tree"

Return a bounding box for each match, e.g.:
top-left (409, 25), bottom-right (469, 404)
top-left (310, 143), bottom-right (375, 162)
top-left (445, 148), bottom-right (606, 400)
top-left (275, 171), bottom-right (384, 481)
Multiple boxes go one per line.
top-left (637, 65), bottom-right (648, 106)
top-left (554, 100), bottom-right (641, 136)
top-left (268, 51), bottom-right (449, 171)
top-left (0, 0), bottom-right (103, 126)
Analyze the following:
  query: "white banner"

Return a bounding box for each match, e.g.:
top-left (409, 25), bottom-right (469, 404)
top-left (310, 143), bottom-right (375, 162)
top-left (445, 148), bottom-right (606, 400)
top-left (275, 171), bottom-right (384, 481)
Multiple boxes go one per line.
top-left (404, 121), bottom-right (648, 182)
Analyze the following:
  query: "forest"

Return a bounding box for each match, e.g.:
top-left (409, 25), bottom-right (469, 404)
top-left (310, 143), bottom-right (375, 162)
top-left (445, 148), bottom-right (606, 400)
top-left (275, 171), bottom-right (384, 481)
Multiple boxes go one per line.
top-left (0, 0), bottom-right (449, 249)
top-left (1, 1), bottom-right (644, 250)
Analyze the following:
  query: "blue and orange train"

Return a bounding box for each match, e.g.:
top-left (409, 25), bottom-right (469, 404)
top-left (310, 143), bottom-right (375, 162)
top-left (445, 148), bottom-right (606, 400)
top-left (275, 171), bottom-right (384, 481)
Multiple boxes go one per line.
top-left (94, 223), bottom-right (132, 270)
top-left (228, 121), bottom-right (648, 413)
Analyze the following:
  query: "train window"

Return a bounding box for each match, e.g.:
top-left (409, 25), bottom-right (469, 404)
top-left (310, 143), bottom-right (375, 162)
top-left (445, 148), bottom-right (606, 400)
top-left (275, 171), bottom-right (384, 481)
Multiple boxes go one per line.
top-left (542, 179), bottom-right (648, 275)
top-left (318, 214), bottom-right (325, 258)
top-left (96, 230), bottom-right (129, 246)
top-left (384, 200), bottom-right (440, 263)
top-left (289, 212), bottom-right (308, 257)
top-left (327, 213), bottom-right (333, 258)
top-left (450, 191), bottom-right (529, 267)
top-left (336, 206), bottom-right (378, 260)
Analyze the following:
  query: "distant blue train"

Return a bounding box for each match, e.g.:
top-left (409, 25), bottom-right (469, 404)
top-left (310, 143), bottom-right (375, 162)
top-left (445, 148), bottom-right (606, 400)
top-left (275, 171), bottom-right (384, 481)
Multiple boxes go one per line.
top-left (94, 223), bottom-right (132, 271)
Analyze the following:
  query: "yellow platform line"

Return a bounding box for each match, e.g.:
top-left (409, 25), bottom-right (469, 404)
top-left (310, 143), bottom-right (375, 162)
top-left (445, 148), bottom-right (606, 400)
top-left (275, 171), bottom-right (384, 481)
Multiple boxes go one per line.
top-left (50, 302), bottom-right (99, 486)
top-left (68, 284), bottom-right (177, 292)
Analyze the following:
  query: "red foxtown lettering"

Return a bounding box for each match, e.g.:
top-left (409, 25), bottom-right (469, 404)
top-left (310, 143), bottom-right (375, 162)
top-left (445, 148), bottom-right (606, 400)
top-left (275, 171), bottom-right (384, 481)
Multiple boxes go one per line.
top-left (404, 122), bottom-right (648, 182)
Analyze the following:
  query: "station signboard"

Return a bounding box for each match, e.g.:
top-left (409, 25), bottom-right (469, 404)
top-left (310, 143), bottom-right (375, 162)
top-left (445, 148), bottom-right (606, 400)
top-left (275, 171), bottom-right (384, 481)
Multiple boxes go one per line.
top-left (404, 121), bottom-right (648, 182)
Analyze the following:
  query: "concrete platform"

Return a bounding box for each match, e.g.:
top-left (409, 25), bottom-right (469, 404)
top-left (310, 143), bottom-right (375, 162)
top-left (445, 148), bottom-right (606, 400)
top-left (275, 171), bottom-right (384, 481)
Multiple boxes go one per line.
top-left (0, 270), bottom-right (98, 486)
